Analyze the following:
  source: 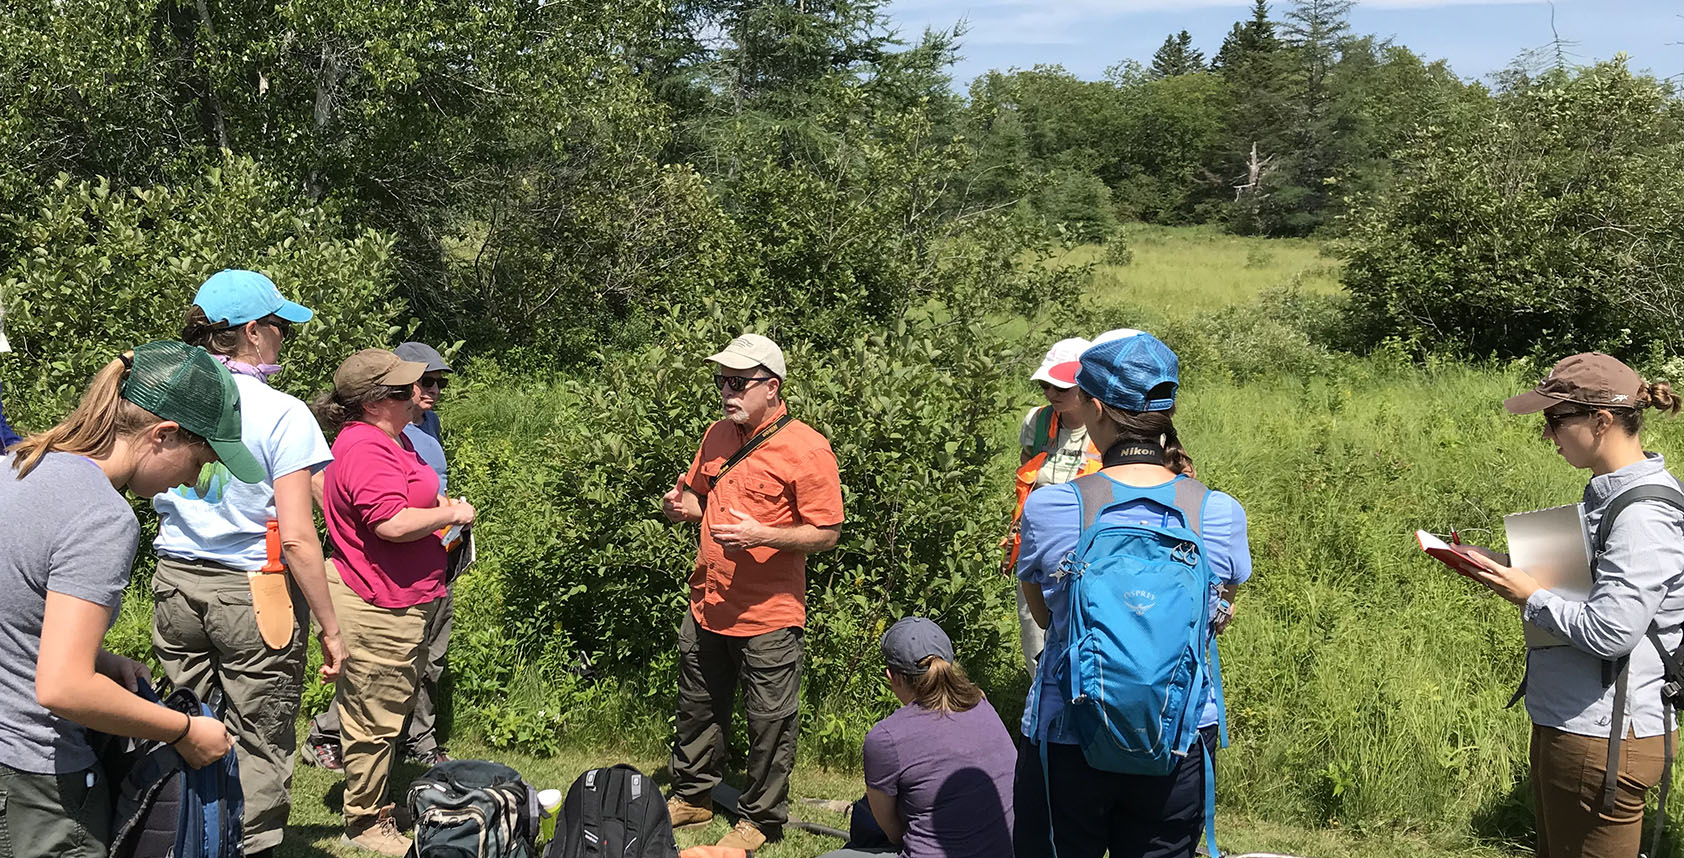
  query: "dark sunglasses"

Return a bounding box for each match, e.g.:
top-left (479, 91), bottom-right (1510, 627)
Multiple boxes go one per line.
top-left (419, 375), bottom-right (449, 391)
top-left (387, 385), bottom-right (414, 401)
top-left (714, 374), bottom-right (775, 393)
top-left (1543, 408), bottom-right (1595, 432)
top-left (259, 316), bottom-right (293, 341)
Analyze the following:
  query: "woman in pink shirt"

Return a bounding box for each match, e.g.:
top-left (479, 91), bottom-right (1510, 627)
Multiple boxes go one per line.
top-left (310, 349), bottom-right (476, 856)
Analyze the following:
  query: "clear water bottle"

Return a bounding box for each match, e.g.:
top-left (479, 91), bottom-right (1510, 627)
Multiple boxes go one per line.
top-left (538, 788), bottom-right (563, 842)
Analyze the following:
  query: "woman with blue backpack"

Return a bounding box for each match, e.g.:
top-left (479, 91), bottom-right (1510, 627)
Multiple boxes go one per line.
top-left (1013, 329), bottom-right (1250, 858)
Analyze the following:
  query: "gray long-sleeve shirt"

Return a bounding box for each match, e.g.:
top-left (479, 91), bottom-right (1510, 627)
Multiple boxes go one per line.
top-left (1522, 453), bottom-right (1684, 737)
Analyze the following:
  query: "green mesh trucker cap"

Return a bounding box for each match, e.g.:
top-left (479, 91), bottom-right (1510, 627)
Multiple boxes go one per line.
top-left (120, 341), bottom-right (264, 483)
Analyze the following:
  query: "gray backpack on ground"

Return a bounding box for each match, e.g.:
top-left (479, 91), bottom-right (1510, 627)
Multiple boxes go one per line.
top-left (408, 759), bottom-right (541, 858)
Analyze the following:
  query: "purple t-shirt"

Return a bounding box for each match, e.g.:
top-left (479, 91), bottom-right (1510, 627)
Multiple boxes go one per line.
top-left (862, 697), bottom-right (1016, 858)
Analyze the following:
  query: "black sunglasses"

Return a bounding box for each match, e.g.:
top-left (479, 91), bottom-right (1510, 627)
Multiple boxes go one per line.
top-left (714, 374), bottom-right (776, 393)
top-left (259, 316), bottom-right (293, 341)
top-left (387, 385), bottom-right (414, 401)
top-left (1543, 408), bottom-right (1595, 432)
top-left (419, 375), bottom-right (449, 391)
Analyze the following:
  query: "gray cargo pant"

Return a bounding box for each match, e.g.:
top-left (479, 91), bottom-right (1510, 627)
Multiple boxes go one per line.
top-left (151, 556), bottom-right (308, 854)
top-left (668, 612), bottom-right (803, 830)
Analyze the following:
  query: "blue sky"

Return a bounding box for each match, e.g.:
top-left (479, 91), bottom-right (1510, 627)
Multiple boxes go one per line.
top-left (879, 0), bottom-right (1683, 89)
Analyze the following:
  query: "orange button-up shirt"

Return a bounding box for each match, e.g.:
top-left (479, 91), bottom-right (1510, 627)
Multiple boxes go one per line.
top-left (682, 404), bottom-right (845, 636)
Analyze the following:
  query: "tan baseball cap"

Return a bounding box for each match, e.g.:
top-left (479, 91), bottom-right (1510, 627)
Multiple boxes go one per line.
top-left (332, 348), bottom-right (428, 399)
top-left (1504, 352), bottom-right (1646, 414)
top-left (707, 333), bottom-right (787, 379)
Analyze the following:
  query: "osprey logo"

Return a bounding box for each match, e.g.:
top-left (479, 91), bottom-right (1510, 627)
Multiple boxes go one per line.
top-left (1612, 394), bottom-right (1630, 402)
top-left (1123, 590), bottom-right (1157, 616)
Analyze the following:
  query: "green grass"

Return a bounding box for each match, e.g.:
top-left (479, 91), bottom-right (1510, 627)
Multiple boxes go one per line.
top-left (1071, 223), bottom-right (1341, 317)
top-left (275, 732), bottom-right (1511, 858)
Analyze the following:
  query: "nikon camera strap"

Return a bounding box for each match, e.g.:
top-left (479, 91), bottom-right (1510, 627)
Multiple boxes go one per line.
top-left (708, 414), bottom-right (794, 489)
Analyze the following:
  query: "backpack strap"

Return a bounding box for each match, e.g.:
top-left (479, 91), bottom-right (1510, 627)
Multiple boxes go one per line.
top-left (1200, 735), bottom-right (1219, 858)
top-left (1173, 477), bottom-right (1210, 539)
top-left (1590, 483), bottom-right (1684, 814)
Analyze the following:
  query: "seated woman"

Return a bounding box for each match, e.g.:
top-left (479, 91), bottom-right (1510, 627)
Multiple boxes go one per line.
top-left (823, 617), bottom-right (1015, 858)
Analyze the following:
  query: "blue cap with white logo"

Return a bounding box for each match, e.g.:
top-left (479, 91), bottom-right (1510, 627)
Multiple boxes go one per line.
top-left (192, 269), bottom-right (314, 327)
top-left (1076, 329), bottom-right (1180, 412)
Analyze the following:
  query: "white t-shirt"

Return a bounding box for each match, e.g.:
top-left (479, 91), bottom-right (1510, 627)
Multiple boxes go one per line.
top-left (153, 374), bottom-right (332, 571)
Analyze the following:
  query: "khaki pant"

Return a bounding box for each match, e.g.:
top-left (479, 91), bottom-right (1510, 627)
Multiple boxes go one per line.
top-left (0, 762), bottom-right (111, 858)
top-left (1531, 723), bottom-right (1674, 858)
top-left (669, 612), bottom-right (803, 829)
top-left (328, 564), bottom-right (435, 830)
top-left (151, 556), bottom-right (308, 853)
top-left (309, 588), bottom-right (453, 756)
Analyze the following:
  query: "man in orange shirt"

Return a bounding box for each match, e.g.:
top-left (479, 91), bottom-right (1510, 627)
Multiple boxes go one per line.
top-left (660, 333), bottom-right (845, 850)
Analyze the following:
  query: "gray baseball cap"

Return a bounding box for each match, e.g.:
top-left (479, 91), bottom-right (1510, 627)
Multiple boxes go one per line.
top-left (394, 341), bottom-right (452, 373)
top-left (881, 617), bottom-right (955, 675)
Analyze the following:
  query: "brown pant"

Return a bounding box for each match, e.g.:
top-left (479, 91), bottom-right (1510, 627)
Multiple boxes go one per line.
top-left (1531, 723), bottom-right (1673, 858)
top-left (328, 564), bottom-right (435, 830)
top-left (669, 612), bottom-right (803, 829)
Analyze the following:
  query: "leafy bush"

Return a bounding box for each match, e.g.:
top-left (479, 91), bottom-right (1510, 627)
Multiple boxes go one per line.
top-left (1032, 168), bottom-right (1119, 244)
top-left (1102, 232), bottom-right (1136, 267)
top-left (0, 155), bottom-right (401, 431)
top-left (1339, 60), bottom-right (1684, 359)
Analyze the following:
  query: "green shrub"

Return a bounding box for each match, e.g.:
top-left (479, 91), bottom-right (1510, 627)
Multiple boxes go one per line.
top-left (1033, 168), bottom-right (1119, 244)
top-left (0, 155), bottom-right (401, 431)
top-left (1339, 60), bottom-right (1684, 359)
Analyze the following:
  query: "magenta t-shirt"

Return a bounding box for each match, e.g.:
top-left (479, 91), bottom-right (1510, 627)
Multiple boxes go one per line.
top-left (323, 421), bottom-right (446, 608)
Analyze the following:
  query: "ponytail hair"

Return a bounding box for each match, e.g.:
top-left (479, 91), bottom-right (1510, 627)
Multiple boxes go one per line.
top-left (1611, 380), bottom-right (1683, 435)
top-left (1094, 403), bottom-right (1194, 475)
top-left (310, 386), bottom-right (392, 440)
top-left (180, 306), bottom-right (245, 357)
top-left (9, 354), bottom-right (175, 479)
top-left (897, 656), bottom-right (984, 715)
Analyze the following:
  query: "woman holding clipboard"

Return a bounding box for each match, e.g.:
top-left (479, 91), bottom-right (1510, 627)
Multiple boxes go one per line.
top-left (1462, 353), bottom-right (1684, 858)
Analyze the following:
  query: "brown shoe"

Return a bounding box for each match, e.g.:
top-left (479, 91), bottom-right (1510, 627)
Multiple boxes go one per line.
top-left (716, 820), bottom-right (767, 851)
top-left (666, 795), bottom-right (714, 828)
top-left (341, 805), bottom-right (413, 856)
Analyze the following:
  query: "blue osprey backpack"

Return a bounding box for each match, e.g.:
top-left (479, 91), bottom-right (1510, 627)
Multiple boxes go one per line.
top-left (1034, 473), bottom-right (1227, 856)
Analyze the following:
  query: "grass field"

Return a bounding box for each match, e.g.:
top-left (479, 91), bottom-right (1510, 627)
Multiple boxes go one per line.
top-left (1075, 224), bottom-right (1341, 315)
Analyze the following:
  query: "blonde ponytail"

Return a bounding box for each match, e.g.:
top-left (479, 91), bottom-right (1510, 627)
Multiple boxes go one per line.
top-left (9, 354), bottom-right (166, 479)
top-left (902, 656), bottom-right (984, 714)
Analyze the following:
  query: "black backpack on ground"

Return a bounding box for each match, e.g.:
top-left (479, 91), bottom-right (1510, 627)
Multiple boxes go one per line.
top-left (408, 759), bottom-right (541, 858)
top-left (545, 765), bottom-right (678, 858)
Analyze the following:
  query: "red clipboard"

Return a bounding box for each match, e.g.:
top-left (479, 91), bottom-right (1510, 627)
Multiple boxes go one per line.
top-left (1415, 530), bottom-right (1487, 577)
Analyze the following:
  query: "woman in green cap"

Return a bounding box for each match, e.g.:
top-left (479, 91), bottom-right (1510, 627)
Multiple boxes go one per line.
top-left (0, 341), bottom-right (256, 858)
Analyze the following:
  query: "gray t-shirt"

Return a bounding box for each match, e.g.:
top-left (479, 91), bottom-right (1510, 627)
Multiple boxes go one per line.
top-left (0, 452), bottom-right (139, 773)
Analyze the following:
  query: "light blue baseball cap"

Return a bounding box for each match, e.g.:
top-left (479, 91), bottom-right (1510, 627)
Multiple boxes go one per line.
top-left (192, 269), bottom-right (314, 327)
top-left (1076, 328), bottom-right (1180, 412)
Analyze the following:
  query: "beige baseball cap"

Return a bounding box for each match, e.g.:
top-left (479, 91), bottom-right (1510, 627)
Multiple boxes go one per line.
top-left (332, 348), bottom-right (428, 399)
top-left (1504, 352), bottom-right (1647, 414)
top-left (707, 333), bottom-right (787, 379)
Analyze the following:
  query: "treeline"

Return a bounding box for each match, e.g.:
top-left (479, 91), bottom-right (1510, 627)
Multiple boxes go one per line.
top-left (963, 0), bottom-right (1484, 238)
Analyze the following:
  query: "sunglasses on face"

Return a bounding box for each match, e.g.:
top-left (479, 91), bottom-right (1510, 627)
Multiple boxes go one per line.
top-left (387, 385), bottom-right (414, 401)
top-left (419, 375), bottom-right (449, 391)
top-left (1544, 409), bottom-right (1595, 432)
top-left (260, 316), bottom-right (293, 341)
top-left (715, 374), bottom-right (775, 393)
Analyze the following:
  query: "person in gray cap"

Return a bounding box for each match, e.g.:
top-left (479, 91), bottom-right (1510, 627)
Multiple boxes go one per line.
top-left (817, 617), bottom-right (1016, 858)
top-left (660, 333), bottom-right (845, 850)
top-left (305, 341), bottom-right (458, 770)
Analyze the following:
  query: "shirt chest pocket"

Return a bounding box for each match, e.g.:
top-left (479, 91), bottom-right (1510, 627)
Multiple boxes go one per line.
top-left (729, 475), bottom-right (789, 522)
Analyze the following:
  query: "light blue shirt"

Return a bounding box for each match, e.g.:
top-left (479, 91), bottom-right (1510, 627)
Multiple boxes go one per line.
top-left (404, 422), bottom-right (448, 493)
top-left (1016, 473), bottom-right (1252, 744)
top-left (1523, 453), bottom-right (1684, 738)
top-left (152, 375), bottom-right (332, 571)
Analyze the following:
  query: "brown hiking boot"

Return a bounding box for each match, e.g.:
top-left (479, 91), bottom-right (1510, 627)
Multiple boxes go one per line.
top-left (717, 820), bottom-right (767, 851)
top-left (341, 805), bottom-right (413, 856)
top-left (667, 795), bottom-right (714, 828)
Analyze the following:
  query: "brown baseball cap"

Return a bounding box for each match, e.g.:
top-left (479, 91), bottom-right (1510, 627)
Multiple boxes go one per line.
top-left (1504, 352), bottom-right (1646, 414)
top-left (332, 348), bottom-right (427, 398)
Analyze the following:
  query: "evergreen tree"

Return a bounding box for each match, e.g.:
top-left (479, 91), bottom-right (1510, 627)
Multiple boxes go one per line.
top-left (1150, 30), bottom-right (1205, 78)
